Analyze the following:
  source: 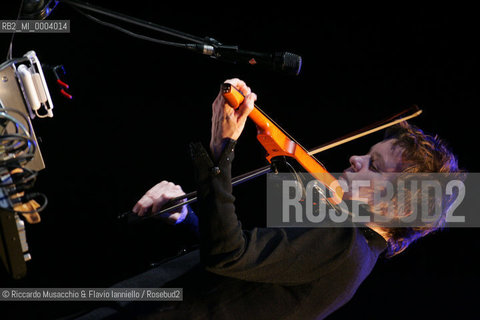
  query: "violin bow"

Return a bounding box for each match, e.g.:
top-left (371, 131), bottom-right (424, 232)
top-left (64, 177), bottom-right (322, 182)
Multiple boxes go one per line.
top-left (119, 105), bottom-right (422, 220)
top-left (308, 105), bottom-right (422, 155)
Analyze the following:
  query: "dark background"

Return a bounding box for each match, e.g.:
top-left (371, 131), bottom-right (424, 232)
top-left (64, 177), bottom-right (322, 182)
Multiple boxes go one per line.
top-left (1, 2), bottom-right (479, 319)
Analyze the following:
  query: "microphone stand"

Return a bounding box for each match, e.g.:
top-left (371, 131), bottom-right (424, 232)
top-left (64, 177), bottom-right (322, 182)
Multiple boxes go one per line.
top-left (57, 0), bottom-right (297, 73)
top-left (60, 0), bottom-right (207, 44)
top-left (29, 0), bottom-right (300, 74)
top-left (58, 0), bottom-right (233, 57)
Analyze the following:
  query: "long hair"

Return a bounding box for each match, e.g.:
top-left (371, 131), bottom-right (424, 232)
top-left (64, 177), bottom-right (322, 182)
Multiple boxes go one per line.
top-left (375, 122), bottom-right (464, 257)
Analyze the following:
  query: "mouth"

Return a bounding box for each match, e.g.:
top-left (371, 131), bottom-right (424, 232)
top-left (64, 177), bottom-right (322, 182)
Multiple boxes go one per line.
top-left (340, 169), bottom-right (351, 179)
top-left (338, 169), bottom-right (353, 185)
top-left (338, 172), bottom-right (348, 184)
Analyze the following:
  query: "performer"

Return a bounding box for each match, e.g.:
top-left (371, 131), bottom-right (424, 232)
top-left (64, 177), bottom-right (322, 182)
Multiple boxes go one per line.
top-left (75, 78), bottom-right (462, 319)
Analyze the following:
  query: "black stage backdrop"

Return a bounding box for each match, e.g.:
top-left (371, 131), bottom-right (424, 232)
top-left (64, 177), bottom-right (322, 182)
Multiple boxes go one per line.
top-left (1, 3), bottom-right (479, 319)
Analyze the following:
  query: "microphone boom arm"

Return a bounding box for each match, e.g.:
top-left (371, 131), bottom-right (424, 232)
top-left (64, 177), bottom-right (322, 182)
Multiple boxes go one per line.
top-left (59, 0), bottom-right (206, 44)
top-left (45, 0), bottom-right (301, 74)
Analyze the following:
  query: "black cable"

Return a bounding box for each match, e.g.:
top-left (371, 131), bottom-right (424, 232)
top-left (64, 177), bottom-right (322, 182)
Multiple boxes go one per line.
top-left (61, 0), bottom-right (205, 44)
top-left (0, 134), bottom-right (35, 154)
top-left (0, 168), bottom-right (38, 189)
top-left (0, 136), bottom-right (36, 164)
top-left (0, 192), bottom-right (48, 214)
top-left (0, 154), bottom-right (36, 167)
top-left (0, 107), bottom-right (35, 137)
top-left (6, 0), bottom-right (25, 60)
top-left (73, 7), bottom-right (191, 50)
top-left (0, 108), bottom-right (37, 161)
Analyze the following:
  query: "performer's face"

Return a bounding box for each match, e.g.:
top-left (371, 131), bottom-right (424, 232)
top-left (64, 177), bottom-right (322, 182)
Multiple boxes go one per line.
top-left (339, 139), bottom-right (405, 204)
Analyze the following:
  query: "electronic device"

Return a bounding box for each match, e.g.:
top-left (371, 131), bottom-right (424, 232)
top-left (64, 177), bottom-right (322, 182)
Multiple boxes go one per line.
top-left (0, 50), bottom-right (51, 280)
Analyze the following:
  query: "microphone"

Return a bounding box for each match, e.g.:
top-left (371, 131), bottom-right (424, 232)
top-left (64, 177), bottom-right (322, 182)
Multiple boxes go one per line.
top-left (187, 44), bottom-right (302, 76)
top-left (20, 0), bottom-right (59, 20)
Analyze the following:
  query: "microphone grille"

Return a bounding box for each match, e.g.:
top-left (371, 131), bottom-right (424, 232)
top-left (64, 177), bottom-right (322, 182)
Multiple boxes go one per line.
top-left (278, 52), bottom-right (302, 76)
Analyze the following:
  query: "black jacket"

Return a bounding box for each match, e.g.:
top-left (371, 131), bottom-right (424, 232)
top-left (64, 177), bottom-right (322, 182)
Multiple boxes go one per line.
top-left (76, 141), bottom-right (387, 319)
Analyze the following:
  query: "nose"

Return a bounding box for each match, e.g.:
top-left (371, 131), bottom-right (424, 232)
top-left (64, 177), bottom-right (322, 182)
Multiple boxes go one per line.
top-left (349, 155), bottom-right (366, 172)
